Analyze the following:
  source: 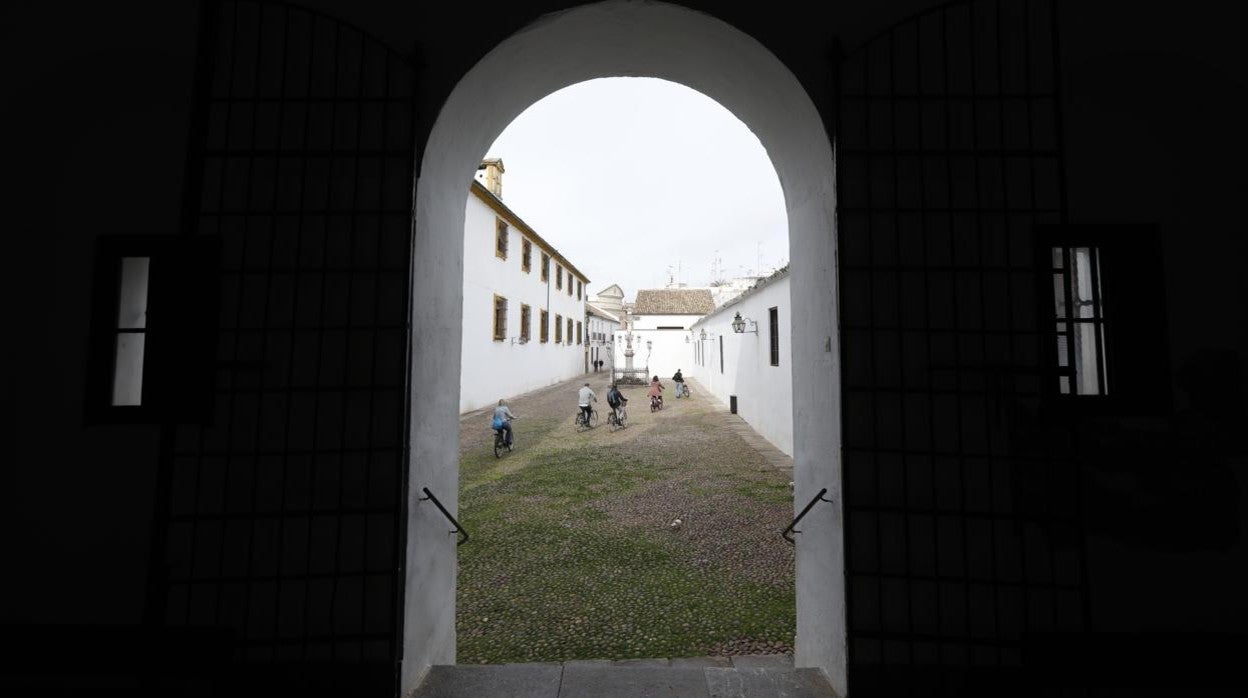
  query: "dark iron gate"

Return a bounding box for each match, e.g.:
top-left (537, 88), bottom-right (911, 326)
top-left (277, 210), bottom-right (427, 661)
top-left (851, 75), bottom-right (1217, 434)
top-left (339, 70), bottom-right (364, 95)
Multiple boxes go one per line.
top-left (148, 1), bottom-right (416, 693)
top-left (835, 0), bottom-right (1089, 694)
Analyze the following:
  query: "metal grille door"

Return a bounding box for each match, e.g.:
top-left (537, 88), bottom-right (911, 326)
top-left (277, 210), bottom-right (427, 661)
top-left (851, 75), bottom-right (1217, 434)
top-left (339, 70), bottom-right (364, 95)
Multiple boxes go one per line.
top-left (835, 1), bottom-right (1088, 694)
top-left (149, 1), bottom-right (415, 692)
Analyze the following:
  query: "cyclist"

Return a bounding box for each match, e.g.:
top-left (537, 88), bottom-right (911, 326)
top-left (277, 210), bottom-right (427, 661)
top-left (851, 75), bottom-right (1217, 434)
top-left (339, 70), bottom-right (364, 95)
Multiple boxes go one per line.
top-left (648, 375), bottom-right (664, 409)
top-left (672, 368), bottom-right (687, 398)
top-left (492, 399), bottom-right (517, 449)
top-left (607, 382), bottom-right (628, 421)
top-left (577, 382), bottom-right (598, 426)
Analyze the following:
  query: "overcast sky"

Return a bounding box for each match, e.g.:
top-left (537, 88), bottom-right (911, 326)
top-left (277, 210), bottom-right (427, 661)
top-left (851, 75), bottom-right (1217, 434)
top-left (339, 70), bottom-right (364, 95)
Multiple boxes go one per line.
top-left (477, 77), bottom-right (788, 302)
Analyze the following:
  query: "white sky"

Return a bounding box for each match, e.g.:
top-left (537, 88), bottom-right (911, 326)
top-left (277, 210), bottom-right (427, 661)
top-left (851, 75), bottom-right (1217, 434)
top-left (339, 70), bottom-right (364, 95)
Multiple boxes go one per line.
top-left (477, 77), bottom-right (788, 301)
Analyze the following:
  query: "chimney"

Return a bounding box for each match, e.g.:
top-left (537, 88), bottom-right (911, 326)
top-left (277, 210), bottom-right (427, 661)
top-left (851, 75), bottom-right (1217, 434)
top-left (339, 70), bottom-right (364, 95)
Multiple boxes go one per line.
top-left (478, 158), bottom-right (504, 198)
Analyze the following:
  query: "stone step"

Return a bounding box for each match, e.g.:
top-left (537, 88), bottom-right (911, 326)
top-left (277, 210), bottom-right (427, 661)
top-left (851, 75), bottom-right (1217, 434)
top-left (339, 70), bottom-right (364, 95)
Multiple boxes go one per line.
top-left (415, 655), bottom-right (837, 697)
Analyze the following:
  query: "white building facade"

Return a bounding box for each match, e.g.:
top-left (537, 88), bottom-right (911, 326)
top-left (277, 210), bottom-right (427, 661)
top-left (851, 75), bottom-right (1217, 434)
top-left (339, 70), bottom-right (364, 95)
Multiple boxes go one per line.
top-left (688, 268), bottom-right (793, 456)
top-left (460, 161), bottom-right (589, 413)
top-left (586, 302), bottom-right (620, 375)
top-left (612, 288), bottom-right (714, 383)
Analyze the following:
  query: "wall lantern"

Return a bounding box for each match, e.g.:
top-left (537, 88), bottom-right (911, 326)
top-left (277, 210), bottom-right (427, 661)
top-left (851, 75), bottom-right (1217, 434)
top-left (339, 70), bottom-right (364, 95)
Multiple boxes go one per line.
top-left (699, 329), bottom-right (707, 341)
top-left (731, 312), bottom-right (758, 334)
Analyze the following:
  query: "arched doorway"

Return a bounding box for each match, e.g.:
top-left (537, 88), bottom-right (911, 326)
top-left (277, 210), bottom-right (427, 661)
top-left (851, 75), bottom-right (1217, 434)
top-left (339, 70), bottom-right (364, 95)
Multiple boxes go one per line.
top-left (405, 1), bottom-right (844, 694)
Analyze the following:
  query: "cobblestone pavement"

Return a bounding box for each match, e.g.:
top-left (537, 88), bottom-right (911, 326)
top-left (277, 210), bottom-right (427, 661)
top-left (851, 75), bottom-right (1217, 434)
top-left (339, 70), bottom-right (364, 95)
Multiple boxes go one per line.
top-left (456, 373), bottom-right (796, 664)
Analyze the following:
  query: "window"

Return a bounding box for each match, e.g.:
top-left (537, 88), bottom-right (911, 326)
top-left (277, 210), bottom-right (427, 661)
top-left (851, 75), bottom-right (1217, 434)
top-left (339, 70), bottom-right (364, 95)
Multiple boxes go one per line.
top-left (719, 336), bottom-right (724, 374)
top-left (1052, 246), bottom-right (1108, 395)
top-left (493, 295), bottom-right (508, 340)
top-left (577, 280), bottom-right (583, 300)
top-left (87, 235), bottom-right (218, 423)
top-left (567, 318), bottom-right (573, 345)
top-left (111, 256), bottom-right (150, 406)
top-left (520, 304), bottom-right (531, 343)
top-left (521, 238), bottom-right (532, 272)
top-left (576, 321), bottom-right (582, 345)
top-left (556, 265), bottom-right (563, 290)
top-left (769, 306), bottom-right (780, 366)
top-left (495, 219), bottom-right (508, 259)
top-left (567, 276), bottom-right (573, 296)
top-left (540, 309), bottom-right (549, 343)
top-left (541, 253), bottom-right (550, 282)
top-left (555, 314), bottom-right (563, 343)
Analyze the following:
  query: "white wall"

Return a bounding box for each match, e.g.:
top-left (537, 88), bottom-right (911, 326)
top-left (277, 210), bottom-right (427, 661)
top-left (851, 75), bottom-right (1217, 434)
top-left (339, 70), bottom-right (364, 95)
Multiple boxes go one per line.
top-left (409, 1), bottom-right (842, 692)
top-left (631, 312), bottom-right (703, 330)
top-left (587, 313), bottom-right (619, 372)
top-left (688, 273), bottom-right (793, 457)
top-left (612, 327), bottom-right (695, 383)
top-left (460, 193), bottom-right (587, 413)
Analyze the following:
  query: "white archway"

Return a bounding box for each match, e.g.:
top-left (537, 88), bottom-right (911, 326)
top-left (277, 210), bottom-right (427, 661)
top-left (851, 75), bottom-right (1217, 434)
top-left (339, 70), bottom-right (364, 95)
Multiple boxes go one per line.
top-left (404, 1), bottom-right (844, 694)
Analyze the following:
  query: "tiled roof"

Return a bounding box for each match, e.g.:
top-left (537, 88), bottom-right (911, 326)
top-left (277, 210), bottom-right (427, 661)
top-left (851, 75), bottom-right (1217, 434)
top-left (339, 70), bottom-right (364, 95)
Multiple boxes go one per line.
top-left (632, 288), bottom-right (715, 315)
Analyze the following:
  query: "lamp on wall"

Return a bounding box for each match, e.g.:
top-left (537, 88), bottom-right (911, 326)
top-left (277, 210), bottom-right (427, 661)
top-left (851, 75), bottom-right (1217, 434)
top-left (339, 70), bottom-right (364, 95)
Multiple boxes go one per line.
top-left (699, 329), bottom-right (707, 341)
top-left (731, 312), bottom-right (757, 334)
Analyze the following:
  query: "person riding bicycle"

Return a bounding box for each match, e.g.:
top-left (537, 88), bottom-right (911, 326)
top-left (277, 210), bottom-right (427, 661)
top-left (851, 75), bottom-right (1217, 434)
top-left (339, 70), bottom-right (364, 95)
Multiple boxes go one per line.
top-left (672, 368), bottom-right (687, 398)
top-left (606, 382), bottom-right (628, 420)
top-left (491, 399), bottom-right (517, 448)
top-left (577, 382), bottom-right (597, 426)
top-left (648, 375), bottom-right (664, 408)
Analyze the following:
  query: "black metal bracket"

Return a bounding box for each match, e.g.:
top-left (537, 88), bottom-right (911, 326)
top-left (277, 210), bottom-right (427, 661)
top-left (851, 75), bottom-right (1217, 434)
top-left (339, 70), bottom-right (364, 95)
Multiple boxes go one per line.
top-left (420, 487), bottom-right (469, 546)
top-left (782, 487), bottom-right (833, 545)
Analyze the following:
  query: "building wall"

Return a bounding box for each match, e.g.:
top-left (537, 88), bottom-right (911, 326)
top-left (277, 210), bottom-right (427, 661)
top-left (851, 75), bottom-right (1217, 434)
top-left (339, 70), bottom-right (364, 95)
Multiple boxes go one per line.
top-left (586, 313), bottom-right (619, 373)
top-left (689, 275), bottom-right (793, 456)
top-left (460, 193), bottom-right (586, 413)
top-left (631, 312), bottom-right (704, 330)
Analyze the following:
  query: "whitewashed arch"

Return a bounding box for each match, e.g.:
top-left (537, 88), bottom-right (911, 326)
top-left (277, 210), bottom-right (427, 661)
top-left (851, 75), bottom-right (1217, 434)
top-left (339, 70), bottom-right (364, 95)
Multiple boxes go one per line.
top-left (404, 1), bottom-right (844, 693)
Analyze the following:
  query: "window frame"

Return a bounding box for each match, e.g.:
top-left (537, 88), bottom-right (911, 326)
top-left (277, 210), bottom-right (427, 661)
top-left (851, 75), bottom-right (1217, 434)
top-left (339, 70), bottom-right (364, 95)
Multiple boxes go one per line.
top-left (495, 218), bottom-right (509, 260)
top-left (1035, 223), bottom-right (1171, 416)
top-left (541, 253), bottom-right (550, 282)
top-left (556, 265), bottom-right (563, 291)
top-left (769, 306), bottom-right (780, 366)
top-left (576, 320), bottom-right (582, 345)
top-left (540, 309), bottom-right (549, 343)
top-left (521, 238), bottom-right (532, 273)
top-left (567, 317), bottom-right (573, 345)
top-left (555, 313), bottom-right (563, 343)
top-left (86, 235), bottom-right (218, 425)
top-left (520, 304), bottom-right (531, 343)
top-left (493, 294), bottom-right (508, 341)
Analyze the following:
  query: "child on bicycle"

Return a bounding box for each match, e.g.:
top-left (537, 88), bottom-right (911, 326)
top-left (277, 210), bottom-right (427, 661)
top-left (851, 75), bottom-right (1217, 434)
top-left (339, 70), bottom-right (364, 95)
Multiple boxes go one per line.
top-left (607, 382), bottom-right (628, 421)
top-left (492, 399), bottom-right (517, 448)
top-left (648, 375), bottom-right (664, 409)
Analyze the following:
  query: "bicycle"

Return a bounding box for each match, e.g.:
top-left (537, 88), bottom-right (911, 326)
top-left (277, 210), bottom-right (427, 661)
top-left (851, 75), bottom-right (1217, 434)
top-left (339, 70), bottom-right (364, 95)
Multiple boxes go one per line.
top-left (650, 394), bottom-right (663, 412)
top-left (492, 427), bottom-right (512, 458)
top-left (607, 405), bottom-right (628, 431)
top-left (492, 417), bottom-right (517, 458)
top-left (575, 407), bottom-right (599, 432)
top-left (674, 382), bottom-right (691, 398)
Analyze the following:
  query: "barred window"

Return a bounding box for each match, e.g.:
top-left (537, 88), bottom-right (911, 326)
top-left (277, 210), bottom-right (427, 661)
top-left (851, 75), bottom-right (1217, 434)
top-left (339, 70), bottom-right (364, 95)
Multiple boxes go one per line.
top-left (540, 309), bottom-right (549, 343)
top-left (1052, 246), bottom-right (1108, 395)
top-left (520, 304), bottom-right (531, 343)
top-left (555, 314), bottom-right (563, 343)
top-left (521, 238), bottom-right (532, 272)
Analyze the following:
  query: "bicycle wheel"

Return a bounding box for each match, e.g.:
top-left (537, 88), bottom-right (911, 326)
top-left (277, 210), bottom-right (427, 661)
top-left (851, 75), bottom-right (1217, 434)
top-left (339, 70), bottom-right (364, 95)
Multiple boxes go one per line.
top-left (590, 409), bottom-right (599, 428)
top-left (575, 412), bottom-right (586, 432)
top-left (493, 434), bottom-right (503, 458)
